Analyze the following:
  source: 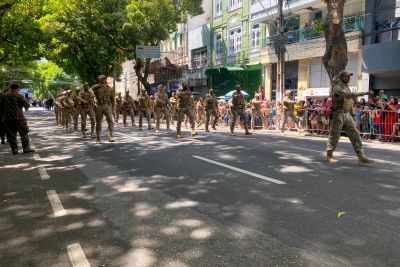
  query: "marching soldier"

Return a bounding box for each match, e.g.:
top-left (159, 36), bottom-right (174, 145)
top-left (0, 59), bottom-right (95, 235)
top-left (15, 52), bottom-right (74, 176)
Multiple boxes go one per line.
top-left (169, 92), bottom-right (178, 125)
top-left (280, 90), bottom-right (300, 133)
top-left (62, 90), bottom-right (74, 131)
top-left (196, 97), bottom-right (206, 128)
top-left (79, 83), bottom-right (96, 138)
top-left (326, 70), bottom-right (374, 164)
top-left (176, 82), bottom-right (197, 138)
top-left (91, 75), bottom-right (115, 143)
top-left (122, 90), bottom-right (136, 127)
top-left (250, 94), bottom-right (265, 130)
top-left (154, 84), bottom-right (170, 132)
top-left (149, 95), bottom-right (156, 123)
top-left (138, 89), bottom-right (152, 130)
top-left (230, 85), bottom-right (251, 136)
top-left (204, 89), bottom-right (219, 132)
top-left (71, 88), bottom-right (80, 132)
top-left (114, 92), bottom-right (123, 123)
top-left (1, 84), bottom-right (35, 154)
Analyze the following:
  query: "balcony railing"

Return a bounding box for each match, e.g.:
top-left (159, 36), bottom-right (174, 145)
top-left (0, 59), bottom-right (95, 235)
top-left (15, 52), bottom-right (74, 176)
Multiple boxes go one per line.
top-left (262, 16), bottom-right (364, 47)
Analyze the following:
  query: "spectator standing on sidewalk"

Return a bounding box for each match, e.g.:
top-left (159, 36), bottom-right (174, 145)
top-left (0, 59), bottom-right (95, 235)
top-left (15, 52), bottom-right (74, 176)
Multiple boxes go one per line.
top-left (325, 71), bottom-right (373, 164)
top-left (0, 84), bottom-right (35, 154)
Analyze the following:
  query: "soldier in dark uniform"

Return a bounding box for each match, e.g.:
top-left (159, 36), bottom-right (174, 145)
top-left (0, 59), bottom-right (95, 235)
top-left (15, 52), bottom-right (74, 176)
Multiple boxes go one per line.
top-left (326, 70), bottom-right (374, 164)
top-left (1, 84), bottom-right (35, 154)
top-left (230, 85), bottom-right (251, 136)
top-left (204, 89), bottom-right (219, 132)
top-left (79, 83), bottom-right (96, 138)
top-left (91, 75), bottom-right (115, 143)
top-left (176, 82), bottom-right (197, 138)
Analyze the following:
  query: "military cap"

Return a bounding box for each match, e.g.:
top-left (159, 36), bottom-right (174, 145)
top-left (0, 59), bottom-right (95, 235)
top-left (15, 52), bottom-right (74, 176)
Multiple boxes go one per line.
top-left (338, 70), bottom-right (353, 77)
top-left (83, 82), bottom-right (90, 86)
top-left (98, 75), bottom-right (106, 80)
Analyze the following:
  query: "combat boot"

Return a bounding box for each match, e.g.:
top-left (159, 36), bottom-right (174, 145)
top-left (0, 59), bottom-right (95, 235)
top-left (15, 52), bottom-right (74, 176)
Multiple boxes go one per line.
top-left (96, 134), bottom-right (102, 144)
top-left (325, 151), bottom-right (339, 163)
top-left (205, 128), bottom-right (210, 132)
top-left (245, 131), bottom-right (253, 136)
top-left (358, 154), bottom-right (374, 164)
top-left (12, 148), bottom-right (18, 155)
top-left (176, 133), bottom-right (182, 139)
top-left (191, 130), bottom-right (198, 137)
top-left (108, 132), bottom-right (115, 142)
top-left (23, 147), bottom-right (35, 154)
top-left (212, 125), bottom-right (217, 131)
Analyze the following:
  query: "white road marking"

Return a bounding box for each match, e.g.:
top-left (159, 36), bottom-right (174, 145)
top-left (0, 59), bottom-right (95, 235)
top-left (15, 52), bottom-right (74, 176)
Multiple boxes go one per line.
top-left (67, 243), bottom-right (90, 267)
top-left (38, 167), bottom-right (50, 180)
top-left (115, 132), bottom-right (143, 141)
top-left (47, 190), bottom-right (67, 217)
top-left (193, 155), bottom-right (286, 185)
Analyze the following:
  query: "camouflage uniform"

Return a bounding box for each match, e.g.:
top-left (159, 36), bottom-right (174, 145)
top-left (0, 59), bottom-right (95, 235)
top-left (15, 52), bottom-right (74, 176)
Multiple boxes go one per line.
top-left (114, 93), bottom-right (123, 123)
top-left (1, 89), bottom-right (34, 154)
top-left (154, 88), bottom-right (170, 131)
top-left (91, 77), bottom-right (115, 143)
top-left (250, 98), bottom-right (265, 130)
top-left (176, 84), bottom-right (197, 137)
top-left (326, 70), bottom-right (373, 163)
top-left (62, 92), bottom-right (75, 130)
top-left (230, 90), bottom-right (251, 135)
top-left (55, 92), bottom-right (65, 127)
top-left (281, 92), bottom-right (299, 133)
top-left (205, 92), bottom-right (219, 131)
top-left (71, 90), bottom-right (80, 131)
top-left (79, 87), bottom-right (96, 137)
top-left (138, 91), bottom-right (152, 130)
top-left (196, 98), bottom-right (206, 127)
top-left (169, 94), bottom-right (178, 125)
top-left (122, 93), bottom-right (136, 127)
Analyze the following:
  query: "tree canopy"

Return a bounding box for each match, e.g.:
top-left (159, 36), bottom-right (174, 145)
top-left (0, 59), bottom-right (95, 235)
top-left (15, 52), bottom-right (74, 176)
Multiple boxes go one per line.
top-left (0, 0), bottom-right (202, 91)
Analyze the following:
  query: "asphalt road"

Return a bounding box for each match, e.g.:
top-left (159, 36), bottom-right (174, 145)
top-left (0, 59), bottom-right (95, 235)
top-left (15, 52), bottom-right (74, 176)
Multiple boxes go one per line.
top-left (1, 108), bottom-right (399, 267)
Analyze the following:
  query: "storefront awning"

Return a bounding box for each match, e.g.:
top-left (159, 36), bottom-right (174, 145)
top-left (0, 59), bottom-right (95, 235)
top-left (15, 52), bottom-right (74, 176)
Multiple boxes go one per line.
top-left (205, 68), bottom-right (220, 75)
top-left (221, 66), bottom-right (245, 72)
top-left (245, 62), bottom-right (262, 71)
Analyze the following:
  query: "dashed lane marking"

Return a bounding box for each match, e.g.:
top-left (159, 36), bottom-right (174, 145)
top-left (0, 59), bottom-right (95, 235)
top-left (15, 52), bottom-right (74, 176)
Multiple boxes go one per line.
top-left (47, 190), bottom-right (67, 217)
top-left (67, 243), bottom-right (90, 267)
top-left (38, 166), bottom-right (50, 180)
top-left (193, 155), bottom-right (286, 185)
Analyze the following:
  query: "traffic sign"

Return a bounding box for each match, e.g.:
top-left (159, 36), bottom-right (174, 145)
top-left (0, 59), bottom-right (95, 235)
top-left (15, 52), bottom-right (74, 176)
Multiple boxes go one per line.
top-left (136, 45), bottom-right (161, 58)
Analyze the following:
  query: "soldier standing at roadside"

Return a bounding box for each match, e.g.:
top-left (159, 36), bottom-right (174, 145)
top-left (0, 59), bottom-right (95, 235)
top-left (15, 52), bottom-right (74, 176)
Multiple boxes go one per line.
top-left (176, 82), bottom-right (197, 138)
top-left (154, 84), bottom-right (170, 132)
top-left (326, 70), bottom-right (374, 164)
top-left (91, 75), bottom-right (115, 143)
top-left (230, 85), bottom-right (251, 136)
top-left (122, 90), bottom-right (136, 127)
top-left (1, 84), bottom-right (35, 154)
top-left (138, 89), bottom-right (152, 130)
top-left (79, 83), bottom-right (96, 138)
top-left (204, 89), bottom-right (219, 132)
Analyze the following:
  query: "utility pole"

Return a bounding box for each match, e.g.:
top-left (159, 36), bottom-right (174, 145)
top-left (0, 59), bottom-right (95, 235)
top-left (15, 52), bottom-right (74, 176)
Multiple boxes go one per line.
top-left (275, 0), bottom-right (286, 101)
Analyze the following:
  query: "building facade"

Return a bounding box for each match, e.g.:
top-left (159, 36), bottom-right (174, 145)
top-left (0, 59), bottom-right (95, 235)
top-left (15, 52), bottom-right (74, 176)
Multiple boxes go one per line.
top-left (362, 0), bottom-right (400, 96)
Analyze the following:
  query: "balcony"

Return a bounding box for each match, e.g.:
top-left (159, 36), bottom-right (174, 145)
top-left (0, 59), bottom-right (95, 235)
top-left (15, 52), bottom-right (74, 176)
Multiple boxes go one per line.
top-left (262, 16), bottom-right (364, 47)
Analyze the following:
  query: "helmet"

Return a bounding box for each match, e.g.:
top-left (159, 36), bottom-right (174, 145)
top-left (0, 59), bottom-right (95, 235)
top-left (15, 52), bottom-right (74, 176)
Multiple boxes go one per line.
top-left (338, 70), bottom-right (353, 78)
top-left (98, 74), bottom-right (106, 80)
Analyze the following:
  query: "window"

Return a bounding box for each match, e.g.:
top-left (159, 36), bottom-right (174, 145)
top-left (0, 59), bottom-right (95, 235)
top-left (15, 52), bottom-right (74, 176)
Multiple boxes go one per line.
top-left (229, 28), bottom-right (242, 54)
top-left (251, 24), bottom-right (260, 48)
top-left (229, 0), bottom-right (242, 10)
top-left (215, 0), bottom-right (222, 16)
top-left (191, 47), bottom-right (208, 68)
top-left (215, 33), bottom-right (222, 57)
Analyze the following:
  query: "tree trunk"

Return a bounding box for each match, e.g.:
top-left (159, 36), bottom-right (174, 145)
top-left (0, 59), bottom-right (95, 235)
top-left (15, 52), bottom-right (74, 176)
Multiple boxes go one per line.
top-left (134, 58), bottom-right (151, 94)
top-left (322, 0), bottom-right (347, 96)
